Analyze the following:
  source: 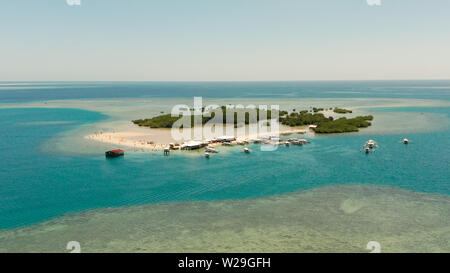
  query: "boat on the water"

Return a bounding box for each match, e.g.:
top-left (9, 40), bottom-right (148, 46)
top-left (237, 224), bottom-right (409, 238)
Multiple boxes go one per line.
top-left (403, 138), bottom-right (409, 144)
top-left (105, 149), bottom-right (124, 158)
top-left (204, 152), bottom-right (210, 158)
top-left (365, 139), bottom-right (378, 149)
top-left (205, 147), bottom-right (218, 153)
top-left (244, 148), bottom-right (251, 153)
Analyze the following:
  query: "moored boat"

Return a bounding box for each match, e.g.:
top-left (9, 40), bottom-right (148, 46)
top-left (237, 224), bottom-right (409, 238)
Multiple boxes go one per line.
top-left (105, 149), bottom-right (124, 158)
top-left (205, 147), bottom-right (218, 153)
top-left (365, 139), bottom-right (378, 149)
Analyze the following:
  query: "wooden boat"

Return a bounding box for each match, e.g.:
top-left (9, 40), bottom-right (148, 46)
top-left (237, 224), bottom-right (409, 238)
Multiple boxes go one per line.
top-left (105, 149), bottom-right (124, 158)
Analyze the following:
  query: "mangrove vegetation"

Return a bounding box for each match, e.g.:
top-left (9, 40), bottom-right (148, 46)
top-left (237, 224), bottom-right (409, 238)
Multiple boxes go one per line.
top-left (132, 106), bottom-right (373, 134)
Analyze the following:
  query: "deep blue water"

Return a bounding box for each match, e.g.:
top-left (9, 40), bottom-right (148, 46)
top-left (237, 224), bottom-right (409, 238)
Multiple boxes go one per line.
top-left (0, 82), bottom-right (449, 229)
top-left (1, 80), bottom-right (450, 102)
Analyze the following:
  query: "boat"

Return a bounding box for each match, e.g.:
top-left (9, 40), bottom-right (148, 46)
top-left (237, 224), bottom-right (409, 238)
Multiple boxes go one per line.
top-left (365, 139), bottom-right (378, 149)
top-left (205, 147), bottom-right (218, 153)
top-left (403, 138), bottom-right (409, 144)
top-left (204, 152), bottom-right (210, 158)
top-left (298, 139), bottom-right (309, 145)
top-left (364, 147), bottom-right (370, 153)
top-left (290, 140), bottom-right (301, 145)
top-left (244, 148), bottom-right (251, 153)
top-left (105, 149), bottom-right (124, 158)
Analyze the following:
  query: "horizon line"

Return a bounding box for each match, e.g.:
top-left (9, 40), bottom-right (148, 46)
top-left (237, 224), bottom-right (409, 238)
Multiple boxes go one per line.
top-left (1, 78), bottom-right (450, 83)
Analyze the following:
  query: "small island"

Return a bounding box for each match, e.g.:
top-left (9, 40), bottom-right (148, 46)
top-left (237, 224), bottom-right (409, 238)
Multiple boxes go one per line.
top-left (86, 106), bottom-right (374, 152)
top-left (132, 106), bottom-right (373, 134)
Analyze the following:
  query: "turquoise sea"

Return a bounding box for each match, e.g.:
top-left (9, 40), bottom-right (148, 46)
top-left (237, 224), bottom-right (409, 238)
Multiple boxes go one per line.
top-left (0, 81), bottom-right (449, 230)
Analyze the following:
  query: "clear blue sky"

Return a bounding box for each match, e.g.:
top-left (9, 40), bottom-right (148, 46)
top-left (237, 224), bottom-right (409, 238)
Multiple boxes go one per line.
top-left (1, 0), bottom-right (449, 81)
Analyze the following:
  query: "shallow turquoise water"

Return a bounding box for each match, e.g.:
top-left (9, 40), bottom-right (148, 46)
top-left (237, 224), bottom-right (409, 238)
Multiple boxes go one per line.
top-left (0, 106), bottom-right (449, 229)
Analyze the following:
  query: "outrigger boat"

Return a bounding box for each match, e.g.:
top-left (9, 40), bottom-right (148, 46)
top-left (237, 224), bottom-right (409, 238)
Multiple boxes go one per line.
top-left (205, 147), bottom-right (219, 153)
top-left (287, 138), bottom-right (310, 145)
top-left (365, 139), bottom-right (378, 149)
top-left (362, 139), bottom-right (378, 154)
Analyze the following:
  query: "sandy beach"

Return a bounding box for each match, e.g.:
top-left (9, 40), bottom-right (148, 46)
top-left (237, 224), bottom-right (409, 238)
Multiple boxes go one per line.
top-left (85, 125), bottom-right (310, 151)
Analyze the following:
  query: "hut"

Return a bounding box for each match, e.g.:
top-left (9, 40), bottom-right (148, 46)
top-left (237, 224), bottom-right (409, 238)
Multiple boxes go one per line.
top-left (181, 140), bottom-right (206, 150)
top-left (216, 136), bottom-right (236, 143)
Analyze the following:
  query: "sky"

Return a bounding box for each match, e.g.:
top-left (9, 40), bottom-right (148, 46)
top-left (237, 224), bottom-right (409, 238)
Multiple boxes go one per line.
top-left (1, 0), bottom-right (450, 81)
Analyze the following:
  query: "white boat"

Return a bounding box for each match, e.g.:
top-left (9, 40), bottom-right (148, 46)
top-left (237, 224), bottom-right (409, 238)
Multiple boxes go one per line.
top-left (204, 152), bottom-right (210, 158)
top-left (403, 138), bottom-right (409, 144)
top-left (205, 147), bottom-right (219, 154)
top-left (205, 147), bottom-right (218, 153)
top-left (365, 139), bottom-right (378, 149)
top-left (244, 148), bottom-right (251, 153)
